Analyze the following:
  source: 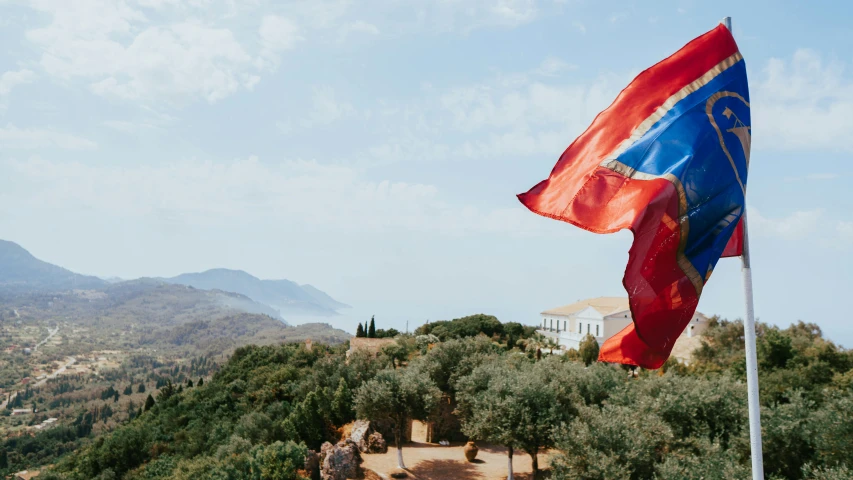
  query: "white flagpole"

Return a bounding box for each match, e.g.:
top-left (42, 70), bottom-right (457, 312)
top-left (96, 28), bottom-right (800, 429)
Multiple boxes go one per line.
top-left (722, 16), bottom-right (764, 480)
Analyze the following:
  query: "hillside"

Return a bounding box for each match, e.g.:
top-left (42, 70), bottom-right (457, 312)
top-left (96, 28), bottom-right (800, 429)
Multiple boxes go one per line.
top-left (162, 268), bottom-right (350, 317)
top-left (0, 280), bottom-right (351, 476)
top-left (0, 240), bottom-right (106, 292)
top-left (1, 281), bottom-right (350, 356)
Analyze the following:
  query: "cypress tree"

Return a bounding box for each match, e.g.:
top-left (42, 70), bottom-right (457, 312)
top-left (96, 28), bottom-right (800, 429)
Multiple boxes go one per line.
top-left (368, 316), bottom-right (376, 338)
top-left (356, 323), bottom-right (365, 338)
top-left (144, 394), bottom-right (155, 411)
top-left (198, 377), bottom-right (204, 387)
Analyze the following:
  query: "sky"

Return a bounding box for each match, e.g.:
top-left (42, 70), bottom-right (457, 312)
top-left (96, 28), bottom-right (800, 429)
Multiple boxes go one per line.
top-left (1, 0), bottom-right (852, 345)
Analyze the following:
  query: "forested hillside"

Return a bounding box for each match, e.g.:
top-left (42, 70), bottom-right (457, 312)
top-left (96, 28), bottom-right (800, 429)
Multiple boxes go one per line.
top-left (18, 317), bottom-right (853, 480)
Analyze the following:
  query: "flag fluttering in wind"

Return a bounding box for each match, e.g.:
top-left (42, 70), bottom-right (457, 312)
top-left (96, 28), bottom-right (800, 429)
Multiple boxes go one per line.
top-left (518, 24), bottom-right (750, 369)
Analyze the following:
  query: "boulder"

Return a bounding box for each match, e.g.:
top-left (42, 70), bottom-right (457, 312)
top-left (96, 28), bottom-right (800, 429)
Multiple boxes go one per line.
top-left (320, 440), bottom-right (361, 480)
top-left (350, 420), bottom-right (371, 448)
top-left (349, 420), bottom-right (388, 454)
top-left (365, 432), bottom-right (388, 454)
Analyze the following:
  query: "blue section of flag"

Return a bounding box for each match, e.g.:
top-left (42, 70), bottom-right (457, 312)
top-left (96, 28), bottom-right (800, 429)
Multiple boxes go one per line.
top-left (614, 59), bottom-right (750, 279)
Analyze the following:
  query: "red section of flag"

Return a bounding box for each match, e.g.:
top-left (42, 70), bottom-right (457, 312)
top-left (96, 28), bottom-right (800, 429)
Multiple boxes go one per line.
top-left (722, 218), bottom-right (744, 257)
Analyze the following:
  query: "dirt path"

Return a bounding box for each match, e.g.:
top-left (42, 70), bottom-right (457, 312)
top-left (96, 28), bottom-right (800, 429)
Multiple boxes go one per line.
top-left (361, 437), bottom-right (548, 480)
top-left (34, 326), bottom-right (59, 352)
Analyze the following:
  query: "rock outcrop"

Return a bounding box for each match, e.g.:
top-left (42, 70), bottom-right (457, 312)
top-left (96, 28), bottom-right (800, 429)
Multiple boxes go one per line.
top-left (350, 420), bottom-right (371, 448)
top-left (349, 420), bottom-right (389, 454)
top-left (319, 440), bottom-right (361, 480)
top-left (365, 431), bottom-right (388, 454)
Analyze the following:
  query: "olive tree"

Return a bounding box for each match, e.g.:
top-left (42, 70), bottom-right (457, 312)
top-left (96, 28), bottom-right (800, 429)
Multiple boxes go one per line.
top-left (550, 404), bottom-right (673, 480)
top-left (354, 367), bottom-right (440, 469)
top-left (455, 357), bottom-right (566, 479)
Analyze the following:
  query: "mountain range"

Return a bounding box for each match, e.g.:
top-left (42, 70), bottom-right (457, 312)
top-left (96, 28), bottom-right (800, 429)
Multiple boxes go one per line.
top-left (160, 269), bottom-right (350, 317)
top-left (0, 240), bottom-right (349, 319)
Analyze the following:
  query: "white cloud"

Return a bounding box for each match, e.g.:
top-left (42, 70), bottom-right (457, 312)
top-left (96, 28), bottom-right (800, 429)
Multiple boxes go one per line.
top-left (490, 0), bottom-right (537, 25)
top-left (783, 172), bottom-right (841, 182)
top-left (838, 221), bottom-right (853, 241)
top-left (433, 69), bottom-right (623, 154)
top-left (572, 21), bottom-right (586, 34)
top-left (102, 119), bottom-right (166, 134)
top-left (536, 57), bottom-right (575, 76)
top-left (360, 60), bottom-right (627, 164)
top-left (301, 86), bottom-right (355, 127)
top-left (380, 0), bottom-right (538, 34)
top-left (258, 14), bottom-right (303, 69)
top-left (753, 49), bottom-right (853, 152)
top-left (16, 0), bottom-right (561, 108)
top-left (0, 124), bottom-right (98, 150)
top-left (609, 11), bottom-right (628, 23)
top-left (748, 208), bottom-right (823, 239)
top-left (0, 69), bottom-right (37, 96)
top-left (278, 86), bottom-right (356, 133)
top-left (806, 173), bottom-right (840, 180)
top-left (338, 20), bottom-right (380, 41)
top-left (22, 2), bottom-right (296, 104)
top-left (1, 155), bottom-right (556, 236)
top-left (89, 22), bottom-right (258, 103)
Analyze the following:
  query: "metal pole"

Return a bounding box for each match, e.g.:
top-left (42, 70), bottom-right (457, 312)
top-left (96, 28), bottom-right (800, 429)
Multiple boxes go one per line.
top-left (723, 16), bottom-right (764, 480)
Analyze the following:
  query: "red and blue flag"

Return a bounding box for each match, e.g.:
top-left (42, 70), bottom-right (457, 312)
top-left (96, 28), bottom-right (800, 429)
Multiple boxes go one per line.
top-left (518, 24), bottom-right (750, 369)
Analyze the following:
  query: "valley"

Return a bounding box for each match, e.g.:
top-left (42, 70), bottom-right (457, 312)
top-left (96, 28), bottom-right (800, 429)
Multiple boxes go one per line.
top-left (0, 240), bottom-right (353, 474)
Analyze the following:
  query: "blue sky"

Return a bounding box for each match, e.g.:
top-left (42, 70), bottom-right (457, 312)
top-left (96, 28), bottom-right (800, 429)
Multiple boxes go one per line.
top-left (1, 0), bottom-right (851, 344)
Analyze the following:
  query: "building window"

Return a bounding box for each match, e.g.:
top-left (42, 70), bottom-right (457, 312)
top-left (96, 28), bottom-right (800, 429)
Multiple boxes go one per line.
top-left (596, 325), bottom-right (599, 337)
top-left (550, 319), bottom-right (553, 331)
top-left (587, 323), bottom-right (590, 334)
top-left (578, 322), bottom-right (582, 334)
top-left (564, 320), bottom-right (567, 332)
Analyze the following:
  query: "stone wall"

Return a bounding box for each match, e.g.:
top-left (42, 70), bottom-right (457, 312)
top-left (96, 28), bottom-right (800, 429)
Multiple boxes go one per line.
top-left (346, 338), bottom-right (397, 358)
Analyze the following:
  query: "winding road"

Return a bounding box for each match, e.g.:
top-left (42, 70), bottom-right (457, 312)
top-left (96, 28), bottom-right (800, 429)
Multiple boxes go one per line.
top-left (1, 326), bottom-right (74, 410)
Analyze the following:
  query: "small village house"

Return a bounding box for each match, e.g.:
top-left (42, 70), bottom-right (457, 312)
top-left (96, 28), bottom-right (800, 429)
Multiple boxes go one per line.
top-left (537, 297), bottom-right (710, 353)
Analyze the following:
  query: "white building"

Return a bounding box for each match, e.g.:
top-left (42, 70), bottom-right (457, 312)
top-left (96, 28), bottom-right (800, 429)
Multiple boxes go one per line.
top-left (537, 297), bottom-right (710, 351)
